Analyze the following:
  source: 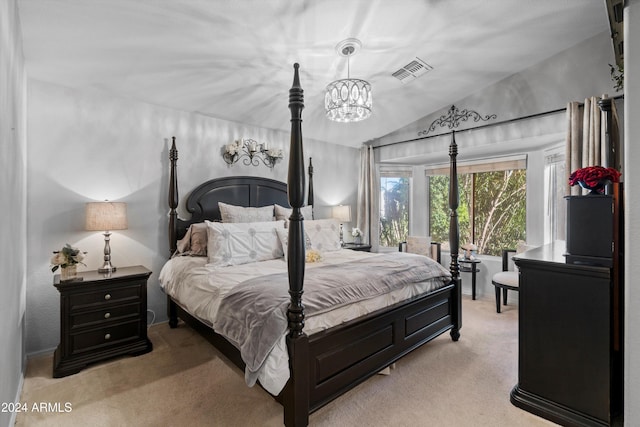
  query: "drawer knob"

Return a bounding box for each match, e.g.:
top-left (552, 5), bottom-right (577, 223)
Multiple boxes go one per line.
top-left (104, 312), bottom-right (111, 319)
top-left (104, 333), bottom-right (111, 340)
top-left (104, 294), bottom-right (111, 300)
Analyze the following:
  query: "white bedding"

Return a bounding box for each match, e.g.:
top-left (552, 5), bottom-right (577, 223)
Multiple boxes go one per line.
top-left (159, 249), bottom-right (449, 395)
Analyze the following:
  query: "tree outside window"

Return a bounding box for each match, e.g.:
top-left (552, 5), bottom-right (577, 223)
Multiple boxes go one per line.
top-left (379, 177), bottom-right (409, 248)
top-left (429, 169), bottom-right (526, 256)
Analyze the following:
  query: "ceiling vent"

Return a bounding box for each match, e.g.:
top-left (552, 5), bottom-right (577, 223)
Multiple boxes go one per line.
top-left (392, 57), bottom-right (433, 84)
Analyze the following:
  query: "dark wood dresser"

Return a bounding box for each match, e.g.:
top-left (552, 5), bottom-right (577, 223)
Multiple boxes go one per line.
top-left (53, 265), bottom-right (153, 378)
top-left (511, 242), bottom-right (623, 426)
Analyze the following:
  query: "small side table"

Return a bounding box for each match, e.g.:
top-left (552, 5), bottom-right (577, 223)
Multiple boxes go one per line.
top-left (343, 243), bottom-right (372, 252)
top-left (459, 258), bottom-right (481, 300)
top-left (53, 265), bottom-right (153, 377)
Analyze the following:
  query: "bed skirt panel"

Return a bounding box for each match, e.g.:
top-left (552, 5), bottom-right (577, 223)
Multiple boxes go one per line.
top-left (307, 284), bottom-right (455, 412)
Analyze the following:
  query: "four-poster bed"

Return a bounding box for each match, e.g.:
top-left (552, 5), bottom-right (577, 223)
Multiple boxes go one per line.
top-left (162, 64), bottom-right (462, 427)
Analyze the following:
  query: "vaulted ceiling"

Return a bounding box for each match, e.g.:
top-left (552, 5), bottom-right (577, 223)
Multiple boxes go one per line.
top-left (18, 0), bottom-right (609, 147)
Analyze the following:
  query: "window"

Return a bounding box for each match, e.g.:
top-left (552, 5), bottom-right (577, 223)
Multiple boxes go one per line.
top-left (543, 150), bottom-right (566, 244)
top-left (379, 174), bottom-right (410, 248)
top-left (428, 158), bottom-right (526, 256)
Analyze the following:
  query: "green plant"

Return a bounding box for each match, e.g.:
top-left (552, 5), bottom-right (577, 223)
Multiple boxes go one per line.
top-left (609, 63), bottom-right (624, 92)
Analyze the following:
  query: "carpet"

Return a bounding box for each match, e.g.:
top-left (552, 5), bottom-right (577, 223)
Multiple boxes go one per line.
top-left (16, 296), bottom-right (555, 426)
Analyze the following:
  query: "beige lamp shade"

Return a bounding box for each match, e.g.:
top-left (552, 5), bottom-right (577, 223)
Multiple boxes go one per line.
top-left (85, 202), bottom-right (128, 231)
top-left (332, 205), bottom-right (352, 222)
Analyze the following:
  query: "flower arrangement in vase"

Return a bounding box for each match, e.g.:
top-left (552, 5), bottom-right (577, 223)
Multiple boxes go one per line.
top-left (351, 227), bottom-right (362, 244)
top-left (569, 166), bottom-right (621, 194)
top-left (51, 243), bottom-right (86, 281)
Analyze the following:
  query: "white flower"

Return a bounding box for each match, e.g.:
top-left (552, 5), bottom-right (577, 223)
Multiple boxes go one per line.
top-left (351, 227), bottom-right (361, 237)
top-left (225, 143), bottom-right (238, 155)
top-left (50, 244), bottom-right (86, 273)
top-left (267, 149), bottom-right (283, 158)
top-left (51, 252), bottom-right (66, 266)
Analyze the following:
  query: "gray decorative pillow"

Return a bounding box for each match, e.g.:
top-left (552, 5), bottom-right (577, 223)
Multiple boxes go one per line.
top-left (219, 202), bottom-right (275, 223)
top-left (175, 222), bottom-right (208, 257)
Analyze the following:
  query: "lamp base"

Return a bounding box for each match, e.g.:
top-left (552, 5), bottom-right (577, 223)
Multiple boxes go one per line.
top-left (98, 231), bottom-right (116, 274)
top-left (98, 260), bottom-right (116, 274)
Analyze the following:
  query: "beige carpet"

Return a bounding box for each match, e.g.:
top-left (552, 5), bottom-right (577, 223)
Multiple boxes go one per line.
top-left (16, 296), bottom-right (555, 427)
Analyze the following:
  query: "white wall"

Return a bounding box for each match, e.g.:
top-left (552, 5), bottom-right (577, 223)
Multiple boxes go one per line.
top-left (625, 1), bottom-right (640, 424)
top-left (25, 79), bottom-right (359, 354)
top-left (0, 0), bottom-right (27, 426)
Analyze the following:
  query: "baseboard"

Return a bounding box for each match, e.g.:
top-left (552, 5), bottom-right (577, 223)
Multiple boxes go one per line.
top-left (26, 346), bottom-right (56, 359)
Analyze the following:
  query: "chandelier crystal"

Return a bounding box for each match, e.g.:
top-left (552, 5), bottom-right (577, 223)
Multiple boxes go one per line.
top-left (325, 39), bottom-right (372, 123)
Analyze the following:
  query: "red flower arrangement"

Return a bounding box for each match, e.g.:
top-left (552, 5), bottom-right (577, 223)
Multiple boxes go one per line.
top-left (569, 166), bottom-right (621, 192)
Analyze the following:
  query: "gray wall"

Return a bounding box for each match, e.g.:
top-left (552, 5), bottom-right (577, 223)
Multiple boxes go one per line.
top-left (625, 1), bottom-right (640, 423)
top-left (0, 0), bottom-right (27, 426)
top-left (25, 79), bottom-right (360, 354)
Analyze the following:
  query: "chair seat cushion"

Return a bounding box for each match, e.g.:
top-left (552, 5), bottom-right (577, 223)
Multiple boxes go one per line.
top-left (492, 271), bottom-right (519, 287)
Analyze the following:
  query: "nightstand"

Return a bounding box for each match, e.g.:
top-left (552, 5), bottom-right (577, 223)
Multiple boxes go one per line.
top-left (343, 243), bottom-right (372, 252)
top-left (53, 265), bottom-right (153, 378)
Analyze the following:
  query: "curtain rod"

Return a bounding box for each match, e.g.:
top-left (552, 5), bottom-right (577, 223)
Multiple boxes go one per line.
top-left (373, 95), bottom-right (624, 150)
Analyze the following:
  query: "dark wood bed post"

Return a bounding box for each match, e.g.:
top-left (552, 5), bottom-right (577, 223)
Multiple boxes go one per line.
top-left (168, 136), bottom-right (179, 255)
top-left (448, 130), bottom-right (461, 341)
top-left (284, 63), bottom-right (310, 427)
top-left (307, 157), bottom-right (314, 214)
top-left (168, 136), bottom-right (179, 328)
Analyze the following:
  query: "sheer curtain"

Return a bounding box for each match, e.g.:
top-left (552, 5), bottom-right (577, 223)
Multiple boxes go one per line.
top-left (565, 95), bottom-right (620, 195)
top-left (356, 145), bottom-right (376, 248)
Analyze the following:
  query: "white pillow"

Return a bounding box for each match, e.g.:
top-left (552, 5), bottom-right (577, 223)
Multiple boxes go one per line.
top-left (274, 204), bottom-right (313, 223)
top-left (276, 228), bottom-right (312, 262)
top-left (276, 219), bottom-right (340, 261)
top-left (305, 219), bottom-right (341, 252)
top-left (218, 202), bottom-right (274, 223)
top-left (206, 220), bottom-right (285, 266)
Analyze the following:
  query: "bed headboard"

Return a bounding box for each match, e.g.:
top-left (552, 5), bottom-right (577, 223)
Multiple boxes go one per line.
top-left (167, 137), bottom-right (313, 255)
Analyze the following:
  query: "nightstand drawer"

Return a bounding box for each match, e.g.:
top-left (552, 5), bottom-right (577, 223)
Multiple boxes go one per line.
top-left (69, 285), bottom-right (141, 310)
top-left (71, 302), bottom-right (140, 329)
top-left (70, 320), bottom-right (141, 354)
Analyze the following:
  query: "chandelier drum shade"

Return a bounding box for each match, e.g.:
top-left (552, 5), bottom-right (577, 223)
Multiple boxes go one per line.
top-left (325, 39), bottom-right (372, 123)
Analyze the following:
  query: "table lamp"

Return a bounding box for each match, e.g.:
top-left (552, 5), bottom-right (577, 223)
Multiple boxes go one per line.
top-left (332, 205), bottom-right (352, 247)
top-left (85, 201), bottom-right (128, 273)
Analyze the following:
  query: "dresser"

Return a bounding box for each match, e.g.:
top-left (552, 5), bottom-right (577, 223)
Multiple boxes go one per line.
top-left (511, 242), bottom-right (623, 426)
top-left (53, 265), bottom-right (153, 378)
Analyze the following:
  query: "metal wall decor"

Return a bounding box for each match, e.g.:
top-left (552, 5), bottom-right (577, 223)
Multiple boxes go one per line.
top-left (222, 138), bottom-right (284, 168)
top-left (418, 105), bottom-right (497, 136)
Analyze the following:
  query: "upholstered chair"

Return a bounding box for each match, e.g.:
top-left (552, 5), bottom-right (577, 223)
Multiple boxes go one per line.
top-left (399, 236), bottom-right (441, 263)
top-left (491, 243), bottom-right (535, 313)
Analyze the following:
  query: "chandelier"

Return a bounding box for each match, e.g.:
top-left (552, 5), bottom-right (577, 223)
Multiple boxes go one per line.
top-left (325, 39), bottom-right (372, 123)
